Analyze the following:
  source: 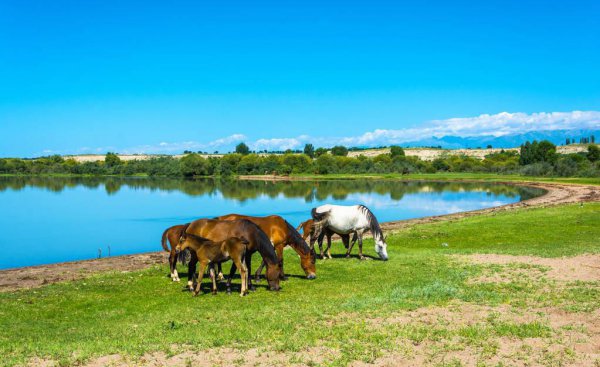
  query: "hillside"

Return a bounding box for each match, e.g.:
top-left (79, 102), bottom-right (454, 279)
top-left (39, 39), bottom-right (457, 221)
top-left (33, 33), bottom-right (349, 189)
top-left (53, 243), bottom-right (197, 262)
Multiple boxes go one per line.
top-left (63, 145), bottom-right (589, 163)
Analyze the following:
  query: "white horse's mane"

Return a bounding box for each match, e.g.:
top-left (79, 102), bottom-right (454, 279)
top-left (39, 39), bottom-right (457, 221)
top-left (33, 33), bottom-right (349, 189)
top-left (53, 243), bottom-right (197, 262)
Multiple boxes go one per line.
top-left (356, 205), bottom-right (384, 242)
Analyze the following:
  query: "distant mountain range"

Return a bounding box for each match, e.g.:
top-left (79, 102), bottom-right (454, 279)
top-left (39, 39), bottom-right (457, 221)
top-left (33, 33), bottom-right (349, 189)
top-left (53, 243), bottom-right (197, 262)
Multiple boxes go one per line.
top-left (399, 129), bottom-right (599, 149)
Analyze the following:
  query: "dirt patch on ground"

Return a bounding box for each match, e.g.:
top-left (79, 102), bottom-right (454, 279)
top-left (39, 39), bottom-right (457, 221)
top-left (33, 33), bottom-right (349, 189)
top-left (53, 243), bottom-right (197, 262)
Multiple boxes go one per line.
top-left (0, 252), bottom-right (166, 292)
top-left (30, 347), bottom-right (338, 367)
top-left (1, 181), bottom-right (598, 293)
top-left (357, 303), bottom-right (600, 367)
top-left (463, 254), bottom-right (600, 282)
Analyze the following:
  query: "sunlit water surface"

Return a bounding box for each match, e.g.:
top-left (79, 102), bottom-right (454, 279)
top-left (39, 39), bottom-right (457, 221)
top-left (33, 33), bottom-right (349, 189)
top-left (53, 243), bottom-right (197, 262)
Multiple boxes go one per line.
top-left (0, 177), bottom-right (545, 269)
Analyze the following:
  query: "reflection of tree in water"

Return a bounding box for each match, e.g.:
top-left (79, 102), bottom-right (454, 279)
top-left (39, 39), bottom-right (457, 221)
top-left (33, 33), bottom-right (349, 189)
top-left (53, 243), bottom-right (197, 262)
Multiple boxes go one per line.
top-left (0, 177), bottom-right (545, 203)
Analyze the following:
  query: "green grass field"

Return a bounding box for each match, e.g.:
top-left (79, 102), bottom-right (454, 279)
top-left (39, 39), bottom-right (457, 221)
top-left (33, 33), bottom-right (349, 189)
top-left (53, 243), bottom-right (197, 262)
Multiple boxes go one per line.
top-left (0, 203), bottom-right (599, 366)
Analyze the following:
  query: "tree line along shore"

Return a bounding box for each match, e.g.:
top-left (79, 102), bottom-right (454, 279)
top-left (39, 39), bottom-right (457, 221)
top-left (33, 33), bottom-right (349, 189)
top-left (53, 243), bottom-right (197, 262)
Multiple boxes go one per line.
top-left (1, 141), bottom-right (599, 178)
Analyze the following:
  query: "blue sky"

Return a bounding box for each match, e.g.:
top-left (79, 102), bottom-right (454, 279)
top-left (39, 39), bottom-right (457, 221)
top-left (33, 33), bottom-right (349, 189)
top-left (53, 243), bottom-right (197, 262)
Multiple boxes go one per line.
top-left (1, 0), bottom-right (599, 156)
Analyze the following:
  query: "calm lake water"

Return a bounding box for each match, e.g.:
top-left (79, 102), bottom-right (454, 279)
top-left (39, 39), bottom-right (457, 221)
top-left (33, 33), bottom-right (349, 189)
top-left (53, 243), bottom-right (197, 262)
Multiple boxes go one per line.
top-left (0, 177), bottom-right (544, 269)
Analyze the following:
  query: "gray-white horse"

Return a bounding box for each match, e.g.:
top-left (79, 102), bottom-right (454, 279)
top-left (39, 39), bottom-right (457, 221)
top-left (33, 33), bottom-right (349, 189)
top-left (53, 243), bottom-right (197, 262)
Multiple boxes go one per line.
top-left (310, 204), bottom-right (388, 260)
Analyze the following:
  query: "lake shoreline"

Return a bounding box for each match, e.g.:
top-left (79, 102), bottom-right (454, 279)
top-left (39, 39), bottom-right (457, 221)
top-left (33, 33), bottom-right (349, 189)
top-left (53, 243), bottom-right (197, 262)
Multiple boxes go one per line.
top-left (1, 180), bottom-right (599, 292)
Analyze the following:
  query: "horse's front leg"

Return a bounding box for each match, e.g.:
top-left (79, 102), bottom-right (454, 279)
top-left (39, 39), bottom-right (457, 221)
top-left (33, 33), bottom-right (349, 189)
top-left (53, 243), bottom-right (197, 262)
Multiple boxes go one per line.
top-left (217, 263), bottom-right (224, 281)
top-left (346, 232), bottom-right (358, 258)
top-left (246, 254), bottom-right (256, 292)
top-left (275, 244), bottom-right (287, 280)
top-left (193, 261), bottom-right (208, 296)
top-left (226, 262), bottom-right (237, 294)
top-left (254, 260), bottom-right (266, 282)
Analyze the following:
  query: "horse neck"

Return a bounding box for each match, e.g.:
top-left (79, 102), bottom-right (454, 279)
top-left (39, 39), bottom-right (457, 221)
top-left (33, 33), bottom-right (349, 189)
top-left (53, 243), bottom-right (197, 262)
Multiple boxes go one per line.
top-left (287, 232), bottom-right (311, 256)
top-left (254, 233), bottom-right (279, 265)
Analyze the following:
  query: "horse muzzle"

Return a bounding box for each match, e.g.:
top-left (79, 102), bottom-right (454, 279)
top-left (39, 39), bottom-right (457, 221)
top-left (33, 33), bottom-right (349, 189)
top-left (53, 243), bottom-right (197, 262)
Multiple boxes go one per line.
top-left (306, 273), bottom-right (316, 280)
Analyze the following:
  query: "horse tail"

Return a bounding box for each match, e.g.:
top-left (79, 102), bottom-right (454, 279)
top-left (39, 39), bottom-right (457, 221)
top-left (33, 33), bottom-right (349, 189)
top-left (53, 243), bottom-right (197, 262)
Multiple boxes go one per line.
top-left (161, 227), bottom-right (171, 252)
top-left (177, 249), bottom-right (191, 266)
top-left (311, 208), bottom-right (328, 238)
top-left (311, 207), bottom-right (327, 221)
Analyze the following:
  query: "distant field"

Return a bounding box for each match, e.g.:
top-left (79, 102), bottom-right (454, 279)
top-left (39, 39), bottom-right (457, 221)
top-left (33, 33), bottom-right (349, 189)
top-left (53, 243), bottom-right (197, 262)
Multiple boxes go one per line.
top-left (61, 145), bottom-right (589, 163)
top-left (1, 202), bottom-right (598, 366)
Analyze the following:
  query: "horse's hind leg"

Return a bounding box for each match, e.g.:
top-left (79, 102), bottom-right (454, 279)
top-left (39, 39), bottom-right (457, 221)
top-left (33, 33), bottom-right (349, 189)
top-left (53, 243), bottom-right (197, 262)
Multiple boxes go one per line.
top-left (357, 232), bottom-right (365, 260)
top-left (254, 260), bottom-right (266, 282)
top-left (169, 250), bottom-right (180, 282)
top-left (226, 262), bottom-right (237, 294)
top-left (317, 232), bottom-right (326, 259)
top-left (209, 266), bottom-right (217, 295)
top-left (234, 258), bottom-right (248, 297)
top-left (325, 234), bottom-right (333, 259)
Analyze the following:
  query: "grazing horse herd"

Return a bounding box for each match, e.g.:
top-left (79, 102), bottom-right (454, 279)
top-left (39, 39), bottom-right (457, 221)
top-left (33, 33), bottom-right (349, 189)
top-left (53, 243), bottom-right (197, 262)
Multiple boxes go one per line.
top-left (160, 204), bottom-right (388, 297)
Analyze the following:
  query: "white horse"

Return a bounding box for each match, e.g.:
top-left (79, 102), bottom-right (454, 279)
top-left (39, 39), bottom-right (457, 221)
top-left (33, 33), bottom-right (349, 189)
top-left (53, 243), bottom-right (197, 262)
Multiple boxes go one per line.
top-left (310, 204), bottom-right (388, 260)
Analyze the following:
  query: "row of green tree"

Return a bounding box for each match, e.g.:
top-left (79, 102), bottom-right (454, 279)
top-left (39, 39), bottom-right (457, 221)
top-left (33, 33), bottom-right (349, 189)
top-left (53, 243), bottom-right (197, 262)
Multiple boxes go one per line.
top-left (1, 141), bottom-right (599, 178)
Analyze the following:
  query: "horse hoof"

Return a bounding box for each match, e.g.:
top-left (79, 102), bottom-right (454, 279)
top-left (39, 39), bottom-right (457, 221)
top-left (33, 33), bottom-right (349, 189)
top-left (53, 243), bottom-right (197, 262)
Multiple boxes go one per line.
top-left (250, 285), bottom-right (257, 292)
top-left (345, 255), bottom-right (351, 258)
top-left (192, 292), bottom-right (199, 297)
top-left (359, 256), bottom-right (366, 261)
top-left (226, 288), bottom-right (232, 294)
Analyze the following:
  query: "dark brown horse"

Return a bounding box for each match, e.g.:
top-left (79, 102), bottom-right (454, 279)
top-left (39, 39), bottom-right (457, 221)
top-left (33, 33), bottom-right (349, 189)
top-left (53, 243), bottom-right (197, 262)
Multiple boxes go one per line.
top-left (160, 224), bottom-right (188, 282)
top-left (183, 219), bottom-right (281, 291)
top-left (176, 233), bottom-right (249, 297)
top-left (216, 214), bottom-right (316, 281)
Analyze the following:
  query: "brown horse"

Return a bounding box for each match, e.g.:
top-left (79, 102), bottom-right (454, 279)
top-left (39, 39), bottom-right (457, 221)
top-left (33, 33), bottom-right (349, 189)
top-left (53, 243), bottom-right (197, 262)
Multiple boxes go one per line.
top-left (296, 219), bottom-right (313, 241)
top-left (216, 214), bottom-right (316, 281)
top-left (160, 224), bottom-right (188, 282)
top-left (297, 218), bottom-right (356, 259)
top-left (176, 233), bottom-right (249, 297)
top-left (184, 218), bottom-right (281, 291)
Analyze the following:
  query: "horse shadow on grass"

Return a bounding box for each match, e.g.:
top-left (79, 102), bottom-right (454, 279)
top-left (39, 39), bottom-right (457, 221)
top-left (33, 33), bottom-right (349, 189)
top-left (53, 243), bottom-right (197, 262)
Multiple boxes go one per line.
top-left (322, 253), bottom-right (380, 261)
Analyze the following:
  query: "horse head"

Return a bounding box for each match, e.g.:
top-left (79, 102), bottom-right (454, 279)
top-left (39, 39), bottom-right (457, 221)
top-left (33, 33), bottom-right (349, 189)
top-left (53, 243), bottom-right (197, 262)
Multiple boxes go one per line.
top-left (375, 235), bottom-right (388, 261)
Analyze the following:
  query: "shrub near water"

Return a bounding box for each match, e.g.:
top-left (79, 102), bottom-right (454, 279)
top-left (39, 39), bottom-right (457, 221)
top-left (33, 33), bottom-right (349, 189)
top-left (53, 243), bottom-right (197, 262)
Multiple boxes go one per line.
top-left (1, 142), bottom-right (599, 177)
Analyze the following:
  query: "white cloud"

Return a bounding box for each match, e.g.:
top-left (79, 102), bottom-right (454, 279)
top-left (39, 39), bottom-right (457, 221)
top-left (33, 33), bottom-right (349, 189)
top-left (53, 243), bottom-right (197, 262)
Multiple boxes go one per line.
top-left (70, 110), bottom-right (599, 154)
top-left (338, 111), bottom-right (600, 146)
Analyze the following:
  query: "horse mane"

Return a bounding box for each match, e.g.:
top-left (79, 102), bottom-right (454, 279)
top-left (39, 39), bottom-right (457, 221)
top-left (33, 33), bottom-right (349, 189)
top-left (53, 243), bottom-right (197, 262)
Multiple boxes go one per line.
top-left (358, 205), bottom-right (384, 242)
top-left (238, 219), bottom-right (279, 265)
top-left (284, 220), bottom-right (312, 255)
